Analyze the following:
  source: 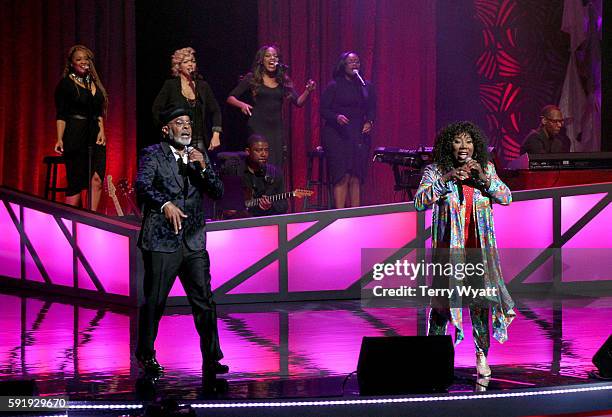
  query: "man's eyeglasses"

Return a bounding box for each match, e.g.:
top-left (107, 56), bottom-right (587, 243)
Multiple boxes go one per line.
top-left (544, 117), bottom-right (564, 125)
top-left (170, 119), bottom-right (193, 128)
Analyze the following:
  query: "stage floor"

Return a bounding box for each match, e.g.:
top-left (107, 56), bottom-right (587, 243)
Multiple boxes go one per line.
top-left (1, 290), bottom-right (611, 404)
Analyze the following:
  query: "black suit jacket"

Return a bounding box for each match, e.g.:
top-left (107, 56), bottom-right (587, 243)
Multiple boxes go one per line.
top-left (136, 142), bottom-right (223, 253)
top-left (152, 78), bottom-right (223, 142)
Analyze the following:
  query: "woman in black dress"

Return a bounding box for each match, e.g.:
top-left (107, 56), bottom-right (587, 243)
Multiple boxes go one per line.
top-left (320, 52), bottom-right (376, 209)
top-left (227, 44), bottom-right (316, 168)
top-left (54, 45), bottom-right (108, 210)
top-left (153, 47), bottom-right (222, 151)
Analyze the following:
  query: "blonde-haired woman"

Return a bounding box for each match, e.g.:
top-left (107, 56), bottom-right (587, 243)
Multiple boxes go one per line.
top-left (152, 47), bottom-right (222, 151)
top-left (54, 45), bottom-right (108, 210)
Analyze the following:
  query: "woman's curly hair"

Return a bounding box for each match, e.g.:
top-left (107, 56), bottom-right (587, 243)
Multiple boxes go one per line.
top-left (170, 47), bottom-right (196, 77)
top-left (432, 121), bottom-right (489, 173)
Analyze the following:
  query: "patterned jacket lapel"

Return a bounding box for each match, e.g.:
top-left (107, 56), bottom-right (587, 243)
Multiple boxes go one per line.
top-left (161, 141), bottom-right (184, 190)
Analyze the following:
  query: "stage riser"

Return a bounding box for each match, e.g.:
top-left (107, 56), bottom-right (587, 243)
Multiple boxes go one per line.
top-left (1, 184), bottom-right (611, 306)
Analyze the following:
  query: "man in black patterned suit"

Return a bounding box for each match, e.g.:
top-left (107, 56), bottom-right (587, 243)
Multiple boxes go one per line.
top-left (135, 106), bottom-right (228, 378)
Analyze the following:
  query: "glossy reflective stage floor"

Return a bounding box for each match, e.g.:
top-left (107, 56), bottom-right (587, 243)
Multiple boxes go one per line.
top-left (0, 290), bottom-right (611, 402)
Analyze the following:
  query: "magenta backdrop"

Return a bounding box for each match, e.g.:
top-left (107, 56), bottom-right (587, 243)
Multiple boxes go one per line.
top-left (257, 0), bottom-right (437, 207)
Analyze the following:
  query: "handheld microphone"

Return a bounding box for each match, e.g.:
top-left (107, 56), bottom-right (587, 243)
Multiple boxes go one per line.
top-left (271, 58), bottom-right (287, 69)
top-left (186, 146), bottom-right (206, 171)
top-left (189, 70), bottom-right (200, 81)
top-left (353, 69), bottom-right (366, 86)
top-left (81, 65), bottom-right (91, 85)
top-left (462, 156), bottom-right (482, 182)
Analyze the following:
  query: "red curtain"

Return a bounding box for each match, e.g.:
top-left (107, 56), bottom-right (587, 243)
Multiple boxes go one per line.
top-left (258, 0), bottom-right (437, 206)
top-left (0, 1), bottom-right (136, 207)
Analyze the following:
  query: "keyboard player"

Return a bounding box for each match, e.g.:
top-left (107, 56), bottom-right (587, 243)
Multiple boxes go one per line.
top-left (520, 105), bottom-right (571, 155)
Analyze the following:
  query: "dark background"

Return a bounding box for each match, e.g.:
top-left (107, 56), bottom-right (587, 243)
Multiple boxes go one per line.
top-left (0, 0), bottom-right (607, 206)
top-left (135, 0), bottom-right (258, 151)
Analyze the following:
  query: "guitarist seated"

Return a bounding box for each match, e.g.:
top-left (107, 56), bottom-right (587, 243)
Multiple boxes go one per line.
top-left (241, 134), bottom-right (288, 217)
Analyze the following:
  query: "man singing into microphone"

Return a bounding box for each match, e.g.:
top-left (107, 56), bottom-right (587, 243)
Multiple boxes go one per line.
top-left (240, 134), bottom-right (288, 216)
top-left (135, 106), bottom-right (228, 379)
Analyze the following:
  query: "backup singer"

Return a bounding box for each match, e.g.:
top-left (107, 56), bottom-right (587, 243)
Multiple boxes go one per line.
top-left (320, 52), bottom-right (375, 209)
top-left (227, 44), bottom-right (316, 168)
top-left (54, 45), bottom-right (108, 210)
top-left (414, 121), bottom-right (516, 377)
top-left (135, 106), bottom-right (228, 378)
top-left (153, 47), bottom-right (223, 151)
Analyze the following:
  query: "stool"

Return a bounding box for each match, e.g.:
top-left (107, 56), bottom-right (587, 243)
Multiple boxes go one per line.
top-left (303, 147), bottom-right (333, 211)
top-left (217, 151), bottom-right (247, 176)
top-left (43, 155), bottom-right (68, 201)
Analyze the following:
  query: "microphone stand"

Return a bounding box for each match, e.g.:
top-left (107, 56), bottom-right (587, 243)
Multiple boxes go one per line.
top-left (85, 74), bottom-right (94, 211)
top-left (87, 144), bottom-right (93, 210)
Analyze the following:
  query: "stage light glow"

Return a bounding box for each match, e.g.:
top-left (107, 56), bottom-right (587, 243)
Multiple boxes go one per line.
top-left (184, 384), bottom-right (612, 408)
top-left (67, 403), bottom-right (142, 410)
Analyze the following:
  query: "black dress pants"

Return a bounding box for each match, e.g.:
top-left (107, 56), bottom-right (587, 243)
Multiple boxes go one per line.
top-left (136, 243), bottom-right (223, 363)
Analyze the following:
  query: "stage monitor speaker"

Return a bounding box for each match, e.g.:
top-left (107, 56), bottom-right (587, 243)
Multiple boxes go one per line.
top-left (0, 379), bottom-right (38, 395)
top-left (357, 335), bottom-right (454, 395)
top-left (593, 334), bottom-right (612, 378)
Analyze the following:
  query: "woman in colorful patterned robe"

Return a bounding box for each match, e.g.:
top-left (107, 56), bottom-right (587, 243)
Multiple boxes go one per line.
top-left (414, 121), bottom-right (516, 377)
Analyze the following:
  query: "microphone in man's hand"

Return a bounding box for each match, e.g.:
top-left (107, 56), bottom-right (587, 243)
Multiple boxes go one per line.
top-left (185, 146), bottom-right (202, 170)
top-left (353, 69), bottom-right (366, 86)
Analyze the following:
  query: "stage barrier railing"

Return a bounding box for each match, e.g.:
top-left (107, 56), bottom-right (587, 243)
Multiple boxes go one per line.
top-left (1, 183), bottom-right (611, 306)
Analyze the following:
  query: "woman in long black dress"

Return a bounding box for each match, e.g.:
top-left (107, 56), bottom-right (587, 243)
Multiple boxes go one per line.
top-left (320, 51), bottom-right (376, 209)
top-left (227, 44), bottom-right (316, 168)
top-left (152, 47), bottom-right (222, 151)
top-left (54, 45), bottom-right (108, 211)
